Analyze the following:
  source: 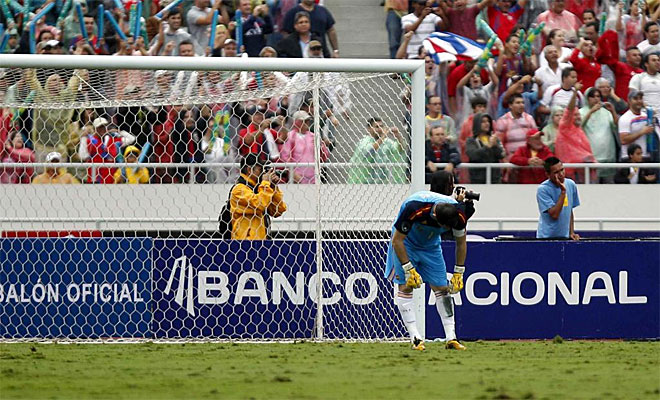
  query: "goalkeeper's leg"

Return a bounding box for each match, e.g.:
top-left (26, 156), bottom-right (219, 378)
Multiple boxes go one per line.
top-left (396, 287), bottom-right (424, 350)
top-left (433, 287), bottom-right (466, 350)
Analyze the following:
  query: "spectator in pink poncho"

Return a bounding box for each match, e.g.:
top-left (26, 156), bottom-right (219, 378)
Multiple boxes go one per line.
top-left (1, 132), bottom-right (35, 184)
top-left (279, 110), bottom-right (329, 183)
top-left (555, 81), bottom-right (597, 183)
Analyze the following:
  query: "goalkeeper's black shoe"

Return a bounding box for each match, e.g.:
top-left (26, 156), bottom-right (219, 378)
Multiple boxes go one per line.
top-left (445, 339), bottom-right (466, 350)
top-left (411, 337), bottom-right (426, 351)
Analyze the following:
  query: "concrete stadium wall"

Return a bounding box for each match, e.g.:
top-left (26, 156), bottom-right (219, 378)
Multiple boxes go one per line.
top-left (2, 184), bottom-right (659, 232)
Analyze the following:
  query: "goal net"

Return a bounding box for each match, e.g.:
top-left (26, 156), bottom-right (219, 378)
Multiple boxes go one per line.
top-left (0, 55), bottom-right (425, 341)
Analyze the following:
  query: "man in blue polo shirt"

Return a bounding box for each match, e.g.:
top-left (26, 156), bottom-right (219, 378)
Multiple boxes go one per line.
top-left (536, 156), bottom-right (581, 240)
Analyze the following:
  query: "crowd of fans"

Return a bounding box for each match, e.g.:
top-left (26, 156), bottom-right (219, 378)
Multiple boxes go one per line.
top-left (0, 0), bottom-right (658, 184)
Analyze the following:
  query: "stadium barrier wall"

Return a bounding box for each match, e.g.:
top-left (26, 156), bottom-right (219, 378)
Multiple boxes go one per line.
top-left (1, 238), bottom-right (658, 340)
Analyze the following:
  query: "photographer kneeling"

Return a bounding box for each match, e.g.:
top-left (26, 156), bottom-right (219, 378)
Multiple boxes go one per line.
top-left (228, 154), bottom-right (287, 240)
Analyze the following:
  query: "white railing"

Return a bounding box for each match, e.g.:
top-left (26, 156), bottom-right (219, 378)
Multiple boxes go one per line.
top-left (2, 162), bottom-right (658, 184)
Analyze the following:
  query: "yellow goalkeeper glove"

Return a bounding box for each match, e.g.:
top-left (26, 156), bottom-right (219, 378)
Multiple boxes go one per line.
top-left (402, 261), bottom-right (422, 289)
top-left (450, 265), bottom-right (465, 293)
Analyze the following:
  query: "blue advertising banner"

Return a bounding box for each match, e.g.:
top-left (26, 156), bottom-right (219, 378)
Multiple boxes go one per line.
top-left (428, 241), bottom-right (660, 340)
top-left (152, 240), bottom-right (402, 339)
top-left (0, 238), bottom-right (152, 338)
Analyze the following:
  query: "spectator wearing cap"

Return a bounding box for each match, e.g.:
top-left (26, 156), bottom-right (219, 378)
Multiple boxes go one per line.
top-left (607, 47), bottom-right (643, 101)
top-left (614, 143), bottom-right (658, 184)
top-left (233, 0), bottom-right (274, 57)
top-left (238, 105), bottom-right (270, 162)
top-left (629, 53), bottom-right (660, 121)
top-left (25, 67), bottom-right (83, 162)
top-left (401, 0), bottom-right (446, 60)
top-left (536, 0), bottom-right (582, 45)
top-left (3, 28), bottom-right (19, 53)
top-left (37, 40), bottom-right (64, 55)
top-left (114, 145), bottom-right (149, 184)
top-left (32, 152), bottom-right (79, 184)
top-left (638, 21), bottom-right (660, 56)
top-left (230, 154), bottom-right (287, 240)
top-left (1, 131), bottom-right (34, 184)
top-left (83, 116), bottom-right (136, 184)
top-left (580, 87), bottom-right (620, 182)
top-left (275, 11), bottom-right (324, 58)
top-left (281, 0), bottom-right (338, 58)
top-left (348, 117), bottom-right (407, 184)
top-left (187, 0), bottom-right (229, 54)
top-left (510, 130), bottom-right (555, 184)
top-left (279, 110), bottom-right (329, 184)
top-left (149, 9), bottom-right (203, 56)
top-left (619, 90), bottom-right (659, 161)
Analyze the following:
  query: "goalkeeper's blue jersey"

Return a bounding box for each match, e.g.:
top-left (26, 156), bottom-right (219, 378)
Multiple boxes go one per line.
top-left (391, 191), bottom-right (457, 249)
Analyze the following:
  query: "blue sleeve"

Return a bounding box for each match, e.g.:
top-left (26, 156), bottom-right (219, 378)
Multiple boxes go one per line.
top-left (572, 182), bottom-right (580, 208)
top-left (393, 201), bottom-right (431, 234)
top-left (537, 185), bottom-right (555, 213)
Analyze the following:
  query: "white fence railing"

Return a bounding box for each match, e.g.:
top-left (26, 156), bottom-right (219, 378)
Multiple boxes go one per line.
top-left (2, 162), bottom-right (658, 185)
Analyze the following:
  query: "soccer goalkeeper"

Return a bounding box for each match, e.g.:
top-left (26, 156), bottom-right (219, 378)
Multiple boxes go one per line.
top-left (385, 181), bottom-right (474, 351)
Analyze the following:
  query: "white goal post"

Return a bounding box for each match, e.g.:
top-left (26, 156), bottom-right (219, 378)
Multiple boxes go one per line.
top-left (0, 54), bottom-right (427, 341)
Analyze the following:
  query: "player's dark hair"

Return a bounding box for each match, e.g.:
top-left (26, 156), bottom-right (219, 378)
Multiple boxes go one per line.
top-left (433, 203), bottom-right (464, 230)
top-left (167, 9), bottom-right (181, 17)
top-left (642, 52), bottom-right (659, 70)
top-left (627, 143), bottom-right (642, 157)
top-left (179, 40), bottom-right (194, 49)
top-left (544, 156), bottom-right (562, 173)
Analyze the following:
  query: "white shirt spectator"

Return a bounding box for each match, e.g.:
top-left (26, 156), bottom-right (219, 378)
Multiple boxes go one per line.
top-left (637, 40), bottom-right (660, 56)
top-left (187, 6), bottom-right (212, 50)
top-left (534, 62), bottom-right (571, 94)
top-left (538, 46), bottom-right (572, 68)
top-left (401, 13), bottom-right (442, 59)
top-left (629, 72), bottom-right (660, 114)
top-left (541, 84), bottom-right (584, 108)
top-left (618, 109), bottom-right (655, 157)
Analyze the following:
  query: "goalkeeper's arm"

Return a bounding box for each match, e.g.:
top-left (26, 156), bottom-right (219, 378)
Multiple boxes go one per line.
top-left (392, 229), bottom-right (422, 289)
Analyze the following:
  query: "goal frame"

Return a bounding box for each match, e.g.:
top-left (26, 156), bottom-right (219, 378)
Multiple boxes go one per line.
top-left (0, 54), bottom-right (427, 340)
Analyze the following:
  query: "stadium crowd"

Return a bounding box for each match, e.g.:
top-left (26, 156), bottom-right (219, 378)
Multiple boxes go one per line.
top-left (0, 0), bottom-right (658, 184)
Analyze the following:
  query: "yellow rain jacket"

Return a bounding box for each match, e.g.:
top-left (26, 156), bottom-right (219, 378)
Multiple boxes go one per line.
top-left (230, 174), bottom-right (287, 240)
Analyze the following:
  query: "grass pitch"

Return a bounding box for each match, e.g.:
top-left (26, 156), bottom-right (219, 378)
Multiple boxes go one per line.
top-left (1, 340), bottom-right (658, 400)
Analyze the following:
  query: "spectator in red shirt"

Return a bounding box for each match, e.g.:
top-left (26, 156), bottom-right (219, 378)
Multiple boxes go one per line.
top-left (1, 131), bottom-right (34, 184)
top-left (569, 38), bottom-right (601, 92)
top-left (238, 105), bottom-right (270, 162)
top-left (510, 129), bottom-right (554, 183)
top-left (443, 0), bottom-right (492, 40)
top-left (487, 0), bottom-right (527, 42)
top-left (608, 46), bottom-right (644, 100)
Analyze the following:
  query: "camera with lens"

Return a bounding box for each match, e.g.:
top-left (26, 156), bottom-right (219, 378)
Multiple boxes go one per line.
top-left (454, 186), bottom-right (480, 201)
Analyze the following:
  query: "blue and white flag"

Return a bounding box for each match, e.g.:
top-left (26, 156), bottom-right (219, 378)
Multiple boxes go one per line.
top-left (423, 32), bottom-right (486, 64)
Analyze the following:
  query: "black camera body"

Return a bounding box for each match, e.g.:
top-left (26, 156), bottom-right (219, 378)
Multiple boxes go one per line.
top-left (455, 186), bottom-right (480, 201)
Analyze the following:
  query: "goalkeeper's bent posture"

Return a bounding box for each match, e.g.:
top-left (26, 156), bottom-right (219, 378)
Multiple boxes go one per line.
top-left (385, 190), bottom-right (473, 351)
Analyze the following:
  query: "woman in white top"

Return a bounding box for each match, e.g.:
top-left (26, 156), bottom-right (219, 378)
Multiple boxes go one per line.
top-left (539, 29), bottom-right (573, 69)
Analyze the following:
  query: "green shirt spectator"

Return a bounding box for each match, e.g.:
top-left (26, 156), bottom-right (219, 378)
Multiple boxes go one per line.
top-left (348, 118), bottom-right (407, 184)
